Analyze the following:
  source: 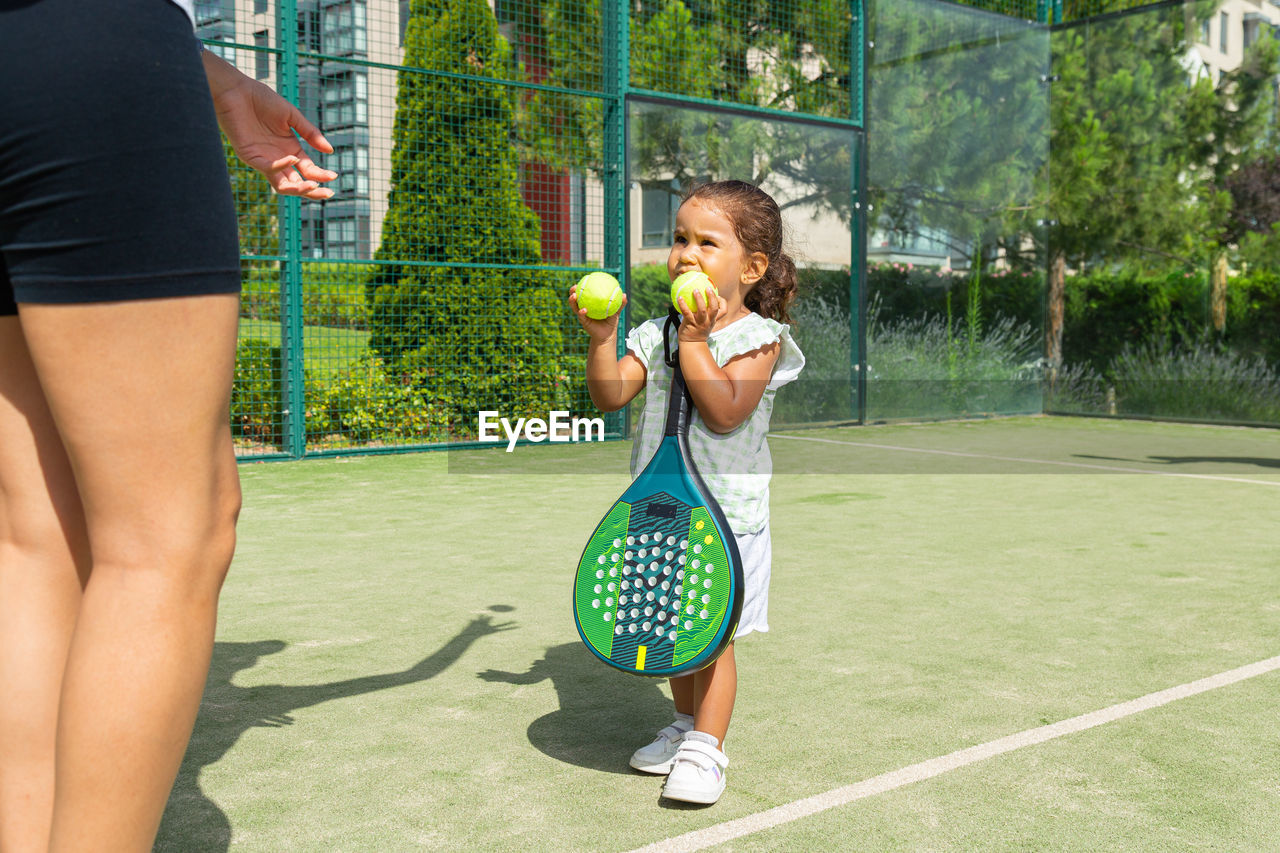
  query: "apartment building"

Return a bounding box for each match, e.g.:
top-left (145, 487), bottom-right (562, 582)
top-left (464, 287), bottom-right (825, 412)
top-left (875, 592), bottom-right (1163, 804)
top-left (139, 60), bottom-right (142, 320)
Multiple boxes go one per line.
top-left (196, 0), bottom-right (402, 260)
top-left (1188, 0), bottom-right (1280, 85)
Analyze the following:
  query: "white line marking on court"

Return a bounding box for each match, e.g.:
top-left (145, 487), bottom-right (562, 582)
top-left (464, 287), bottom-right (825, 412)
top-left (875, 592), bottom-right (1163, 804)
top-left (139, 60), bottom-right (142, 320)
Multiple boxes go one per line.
top-left (627, 654), bottom-right (1280, 853)
top-left (770, 433), bottom-right (1280, 486)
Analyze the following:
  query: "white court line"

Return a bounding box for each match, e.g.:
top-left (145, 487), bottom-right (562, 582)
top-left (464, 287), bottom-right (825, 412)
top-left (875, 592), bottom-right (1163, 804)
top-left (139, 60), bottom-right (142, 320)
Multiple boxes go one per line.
top-left (627, 654), bottom-right (1280, 853)
top-left (770, 433), bottom-right (1280, 486)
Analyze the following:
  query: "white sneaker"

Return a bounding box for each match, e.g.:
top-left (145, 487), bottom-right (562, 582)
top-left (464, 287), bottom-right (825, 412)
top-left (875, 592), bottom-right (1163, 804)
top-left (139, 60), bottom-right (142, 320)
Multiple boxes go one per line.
top-left (629, 714), bottom-right (694, 774)
top-left (661, 731), bottom-right (728, 804)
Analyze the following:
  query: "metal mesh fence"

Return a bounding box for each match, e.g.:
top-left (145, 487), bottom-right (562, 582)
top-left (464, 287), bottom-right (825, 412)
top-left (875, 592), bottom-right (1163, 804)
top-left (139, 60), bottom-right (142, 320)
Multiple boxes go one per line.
top-left (211, 0), bottom-right (621, 458)
top-left (209, 0), bottom-right (1279, 458)
top-left (210, 0), bottom-right (864, 458)
top-left (952, 0), bottom-right (1181, 25)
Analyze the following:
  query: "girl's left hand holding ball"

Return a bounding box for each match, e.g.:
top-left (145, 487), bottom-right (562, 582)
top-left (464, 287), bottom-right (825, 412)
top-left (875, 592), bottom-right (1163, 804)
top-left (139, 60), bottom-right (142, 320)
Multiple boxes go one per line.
top-left (676, 283), bottom-right (721, 343)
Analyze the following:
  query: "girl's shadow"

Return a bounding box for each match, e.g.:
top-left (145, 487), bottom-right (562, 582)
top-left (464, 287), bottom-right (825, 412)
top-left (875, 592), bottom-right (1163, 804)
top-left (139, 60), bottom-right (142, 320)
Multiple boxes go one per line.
top-left (154, 613), bottom-right (514, 852)
top-left (480, 642), bottom-right (673, 774)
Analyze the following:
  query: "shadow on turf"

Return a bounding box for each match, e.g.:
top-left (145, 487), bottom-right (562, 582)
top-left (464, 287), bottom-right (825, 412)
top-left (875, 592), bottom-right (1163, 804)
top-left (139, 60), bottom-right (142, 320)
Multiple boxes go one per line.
top-left (480, 642), bottom-right (674, 775)
top-left (1075, 453), bottom-right (1280, 470)
top-left (154, 614), bottom-right (514, 852)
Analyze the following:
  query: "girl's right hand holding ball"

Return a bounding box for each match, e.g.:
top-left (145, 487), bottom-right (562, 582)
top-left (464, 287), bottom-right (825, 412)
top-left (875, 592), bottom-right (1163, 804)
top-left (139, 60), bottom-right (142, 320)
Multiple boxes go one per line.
top-left (569, 284), bottom-right (627, 342)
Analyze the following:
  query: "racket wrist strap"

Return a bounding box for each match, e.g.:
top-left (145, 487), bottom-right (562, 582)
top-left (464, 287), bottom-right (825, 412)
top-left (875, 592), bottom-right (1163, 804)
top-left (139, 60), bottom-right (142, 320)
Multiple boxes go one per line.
top-left (662, 307), bottom-right (692, 438)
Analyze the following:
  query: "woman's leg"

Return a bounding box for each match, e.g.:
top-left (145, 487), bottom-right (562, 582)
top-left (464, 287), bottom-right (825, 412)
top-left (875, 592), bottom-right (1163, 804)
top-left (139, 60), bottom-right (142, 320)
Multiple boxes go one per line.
top-left (0, 316), bottom-right (91, 852)
top-left (17, 294), bottom-right (242, 852)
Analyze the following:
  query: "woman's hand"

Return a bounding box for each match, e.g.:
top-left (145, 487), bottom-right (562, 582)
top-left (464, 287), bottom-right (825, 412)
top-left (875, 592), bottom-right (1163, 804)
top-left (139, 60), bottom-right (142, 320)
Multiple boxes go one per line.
top-left (201, 49), bottom-right (337, 200)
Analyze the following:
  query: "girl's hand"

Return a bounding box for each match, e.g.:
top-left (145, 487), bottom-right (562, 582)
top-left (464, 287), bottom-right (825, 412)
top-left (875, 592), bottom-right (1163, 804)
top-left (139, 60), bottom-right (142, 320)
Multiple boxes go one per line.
top-left (676, 286), bottom-right (721, 343)
top-left (569, 285), bottom-right (628, 342)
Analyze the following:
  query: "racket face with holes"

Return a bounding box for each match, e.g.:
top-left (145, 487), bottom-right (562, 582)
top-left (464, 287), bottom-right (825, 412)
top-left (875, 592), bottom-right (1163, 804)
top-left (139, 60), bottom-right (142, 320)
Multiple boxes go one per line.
top-left (573, 434), bottom-right (743, 677)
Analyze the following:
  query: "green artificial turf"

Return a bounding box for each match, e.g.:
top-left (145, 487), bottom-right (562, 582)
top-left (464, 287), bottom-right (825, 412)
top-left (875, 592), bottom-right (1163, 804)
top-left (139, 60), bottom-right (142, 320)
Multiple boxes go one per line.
top-left (155, 417), bottom-right (1280, 851)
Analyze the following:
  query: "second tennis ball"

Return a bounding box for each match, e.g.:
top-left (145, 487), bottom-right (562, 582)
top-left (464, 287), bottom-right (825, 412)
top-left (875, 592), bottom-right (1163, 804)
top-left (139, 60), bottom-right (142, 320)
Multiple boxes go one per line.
top-left (671, 270), bottom-right (717, 313)
top-left (576, 272), bottom-right (624, 320)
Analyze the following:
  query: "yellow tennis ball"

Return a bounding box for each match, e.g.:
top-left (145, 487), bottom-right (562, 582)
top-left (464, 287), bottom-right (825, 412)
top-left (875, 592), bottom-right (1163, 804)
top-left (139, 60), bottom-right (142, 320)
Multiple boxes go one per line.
top-left (576, 272), bottom-right (624, 320)
top-left (671, 270), bottom-right (717, 313)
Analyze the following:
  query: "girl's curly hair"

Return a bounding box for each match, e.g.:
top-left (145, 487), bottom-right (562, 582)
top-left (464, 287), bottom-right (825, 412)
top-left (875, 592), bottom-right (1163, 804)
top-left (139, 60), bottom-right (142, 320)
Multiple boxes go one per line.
top-left (682, 180), bottom-right (797, 323)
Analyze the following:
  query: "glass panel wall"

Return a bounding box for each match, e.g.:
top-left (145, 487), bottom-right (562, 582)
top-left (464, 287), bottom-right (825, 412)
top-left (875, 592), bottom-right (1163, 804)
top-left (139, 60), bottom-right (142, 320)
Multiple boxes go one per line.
top-left (867, 0), bottom-right (1049, 420)
top-left (627, 99), bottom-right (862, 427)
top-left (1045, 3), bottom-right (1280, 426)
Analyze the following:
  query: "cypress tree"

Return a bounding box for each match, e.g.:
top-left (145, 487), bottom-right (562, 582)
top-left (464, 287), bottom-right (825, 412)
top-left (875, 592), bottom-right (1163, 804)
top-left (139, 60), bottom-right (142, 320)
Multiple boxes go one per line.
top-left (369, 0), bottom-right (562, 433)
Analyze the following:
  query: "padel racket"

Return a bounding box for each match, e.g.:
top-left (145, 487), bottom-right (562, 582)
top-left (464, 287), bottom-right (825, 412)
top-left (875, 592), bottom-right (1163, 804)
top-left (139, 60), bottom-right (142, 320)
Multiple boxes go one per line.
top-left (573, 309), bottom-right (743, 677)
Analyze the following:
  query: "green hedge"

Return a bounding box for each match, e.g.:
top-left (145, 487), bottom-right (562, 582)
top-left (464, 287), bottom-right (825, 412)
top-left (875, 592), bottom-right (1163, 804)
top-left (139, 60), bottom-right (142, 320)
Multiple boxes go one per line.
top-left (1062, 269), bottom-right (1280, 372)
top-left (867, 261), bottom-right (1043, 334)
top-left (240, 262), bottom-right (373, 330)
top-left (625, 263), bottom-right (857, 329)
top-left (231, 339), bottom-right (284, 448)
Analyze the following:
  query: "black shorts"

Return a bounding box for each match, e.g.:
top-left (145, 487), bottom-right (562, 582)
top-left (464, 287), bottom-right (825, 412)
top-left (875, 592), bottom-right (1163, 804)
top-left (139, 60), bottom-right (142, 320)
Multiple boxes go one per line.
top-left (0, 0), bottom-right (241, 317)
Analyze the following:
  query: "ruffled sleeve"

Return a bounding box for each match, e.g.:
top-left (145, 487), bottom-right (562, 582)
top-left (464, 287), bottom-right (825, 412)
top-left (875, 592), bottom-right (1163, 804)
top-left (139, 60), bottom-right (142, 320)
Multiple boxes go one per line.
top-left (709, 315), bottom-right (806, 390)
top-left (624, 317), bottom-right (666, 368)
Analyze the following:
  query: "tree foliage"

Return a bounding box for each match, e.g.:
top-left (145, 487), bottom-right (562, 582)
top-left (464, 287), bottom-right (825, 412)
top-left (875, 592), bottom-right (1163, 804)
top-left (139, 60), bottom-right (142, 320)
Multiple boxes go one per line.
top-left (1040, 4), bottom-right (1278, 359)
top-left (517, 0), bottom-right (857, 221)
top-left (1046, 3), bottom-right (1276, 271)
top-left (1222, 154), bottom-right (1280, 245)
top-left (868, 0), bottom-right (1048, 269)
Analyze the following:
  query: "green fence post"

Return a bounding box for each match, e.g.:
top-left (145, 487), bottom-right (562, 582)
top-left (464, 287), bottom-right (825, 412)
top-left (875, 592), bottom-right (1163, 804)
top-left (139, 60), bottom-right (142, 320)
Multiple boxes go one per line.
top-left (603, 0), bottom-right (628, 433)
top-left (853, 0), bottom-right (868, 424)
top-left (276, 0), bottom-right (305, 458)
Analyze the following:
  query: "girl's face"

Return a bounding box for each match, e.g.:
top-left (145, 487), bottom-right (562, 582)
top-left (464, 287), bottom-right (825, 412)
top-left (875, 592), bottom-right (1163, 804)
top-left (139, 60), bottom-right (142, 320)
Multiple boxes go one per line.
top-left (667, 198), bottom-right (766, 294)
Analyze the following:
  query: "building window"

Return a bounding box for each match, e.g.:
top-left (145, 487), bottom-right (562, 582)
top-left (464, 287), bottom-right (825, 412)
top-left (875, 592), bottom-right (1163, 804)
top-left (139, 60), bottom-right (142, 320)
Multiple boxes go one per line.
top-left (640, 183), bottom-right (680, 248)
top-left (321, 71), bottom-right (368, 128)
top-left (1200, 18), bottom-right (1210, 45)
top-left (200, 35), bottom-right (237, 65)
top-left (334, 145), bottom-right (370, 197)
top-left (195, 0), bottom-right (231, 25)
top-left (323, 1), bottom-right (367, 57)
top-left (304, 217), bottom-right (325, 258)
top-left (254, 30), bottom-right (270, 80)
top-left (298, 8), bottom-right (321, 54)
top-left (1243, 15), bottom-right (1261, 50)
top-left (1219, 11), bottom-right (1229, 52)
top-left (254, 0), bottom-right (268, 13)
top-left (323, 215), bottom-right (367, 259)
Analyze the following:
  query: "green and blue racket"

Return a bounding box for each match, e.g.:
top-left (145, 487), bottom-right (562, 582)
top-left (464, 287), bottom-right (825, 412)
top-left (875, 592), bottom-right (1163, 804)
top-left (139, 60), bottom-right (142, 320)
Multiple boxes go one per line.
top-left (573, 310), bottom-right (743, 677)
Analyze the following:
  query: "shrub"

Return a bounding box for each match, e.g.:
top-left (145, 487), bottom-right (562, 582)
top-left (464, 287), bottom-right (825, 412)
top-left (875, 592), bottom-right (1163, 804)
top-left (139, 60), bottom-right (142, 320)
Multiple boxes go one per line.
top-left (306, 354), bottom-right (451, 445)
top-left (865, 295), bottom-right (1041, 419)
top-left (1225, 270), bottom-right (1280, 366)
top-left (231, 339), bottom-right (284, 448)
top-left (366, 1), bottom-right (564, 425)
top-left (625, 263), bottom-right (671, 328)
top-left (1110, 338), bottom-right (1280, 423)
top-left (1062, 269), bottom-right (1209, 372)
top-left (240, 262), bottom-right (374, 330)
top-left (1043, 361), bottom-right (1108, 414)
top-left (773, 294), bottom-right (856, 425)
top-left (867, 261), bottom-right (1043, 333)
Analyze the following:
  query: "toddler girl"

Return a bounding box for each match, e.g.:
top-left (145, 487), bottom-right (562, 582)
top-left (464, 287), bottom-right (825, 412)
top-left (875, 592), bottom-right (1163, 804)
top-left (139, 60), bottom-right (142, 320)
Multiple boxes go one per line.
top-left (569, 180), bottom-right (804, 805)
